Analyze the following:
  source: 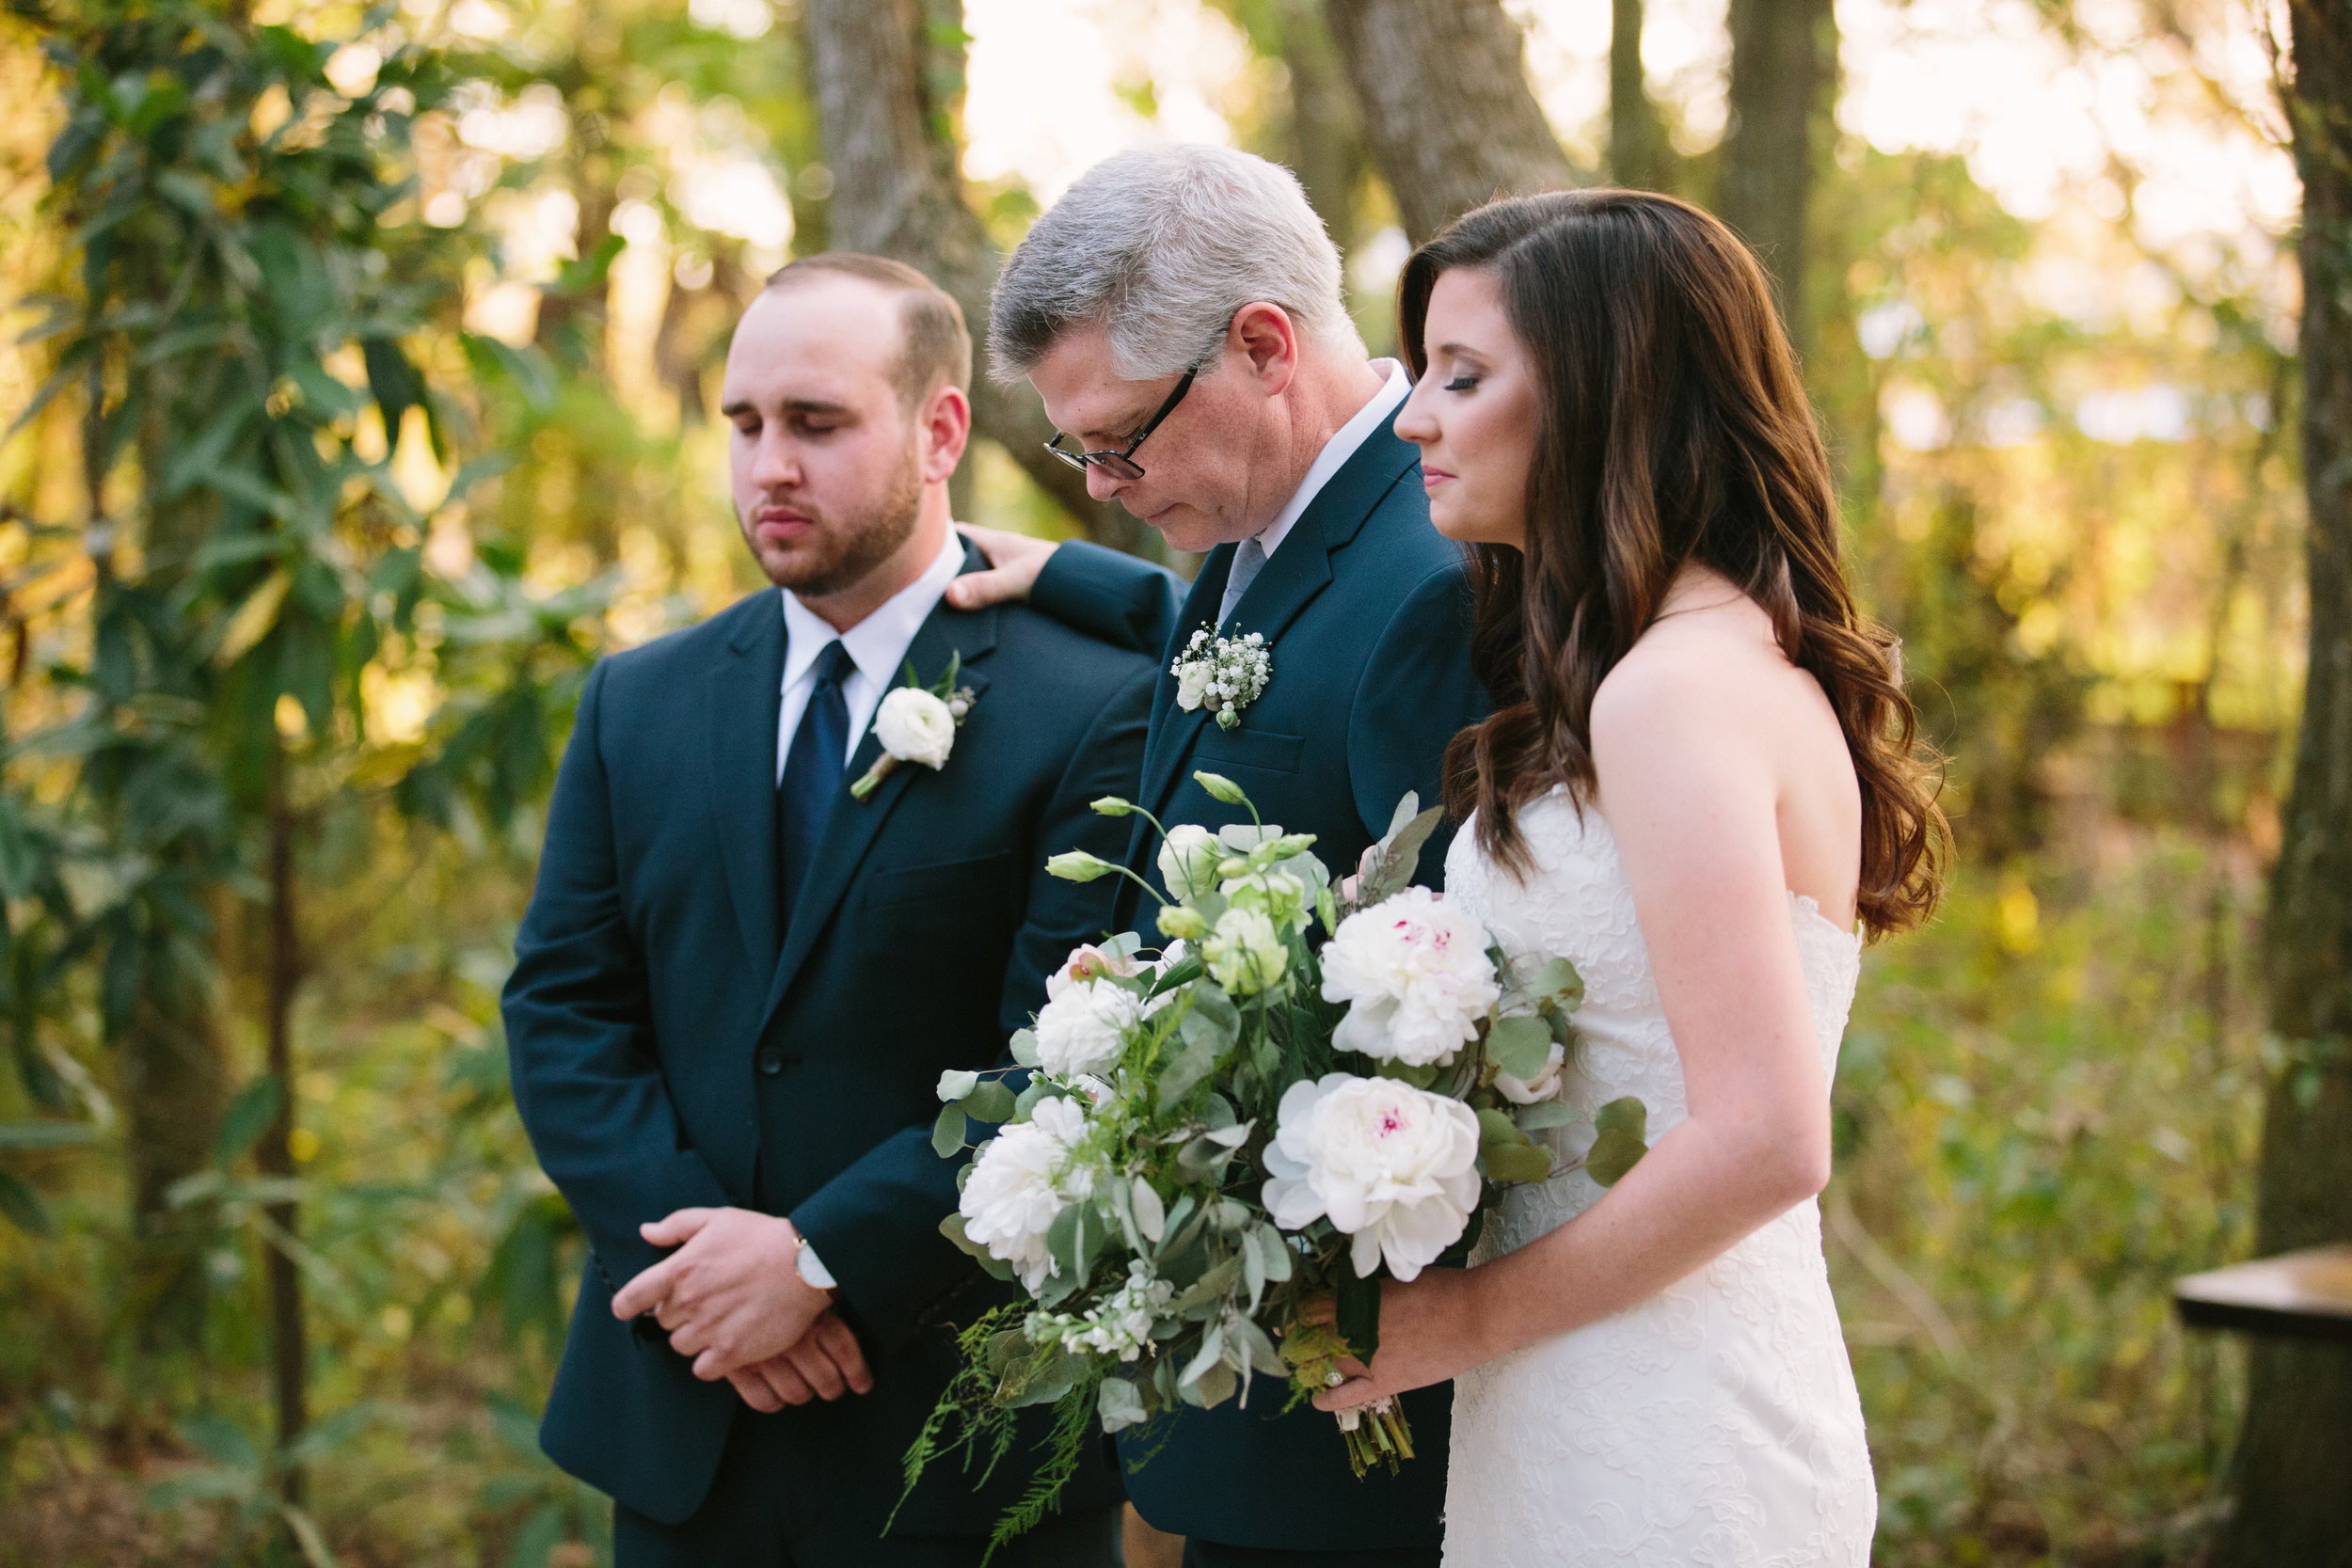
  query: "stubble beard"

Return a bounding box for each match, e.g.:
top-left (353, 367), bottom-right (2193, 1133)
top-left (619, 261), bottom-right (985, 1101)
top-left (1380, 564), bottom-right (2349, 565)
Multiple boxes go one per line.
top-left (751, 442), bottom-right (925, 599)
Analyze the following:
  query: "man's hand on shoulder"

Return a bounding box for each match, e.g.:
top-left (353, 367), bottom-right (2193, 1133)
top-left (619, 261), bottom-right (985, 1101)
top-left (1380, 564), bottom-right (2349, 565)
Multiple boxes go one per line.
top-left (946, 522), bottom-right (1057, 610)
top-left (609, 1206), bottom-right (851, 1386)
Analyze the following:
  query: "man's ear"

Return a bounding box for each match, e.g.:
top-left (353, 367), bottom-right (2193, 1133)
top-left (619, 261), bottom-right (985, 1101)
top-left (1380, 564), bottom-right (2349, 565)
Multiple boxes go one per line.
top-left (1231, 301), bottom-right (1299, 394)
top-left (918, 382), bottom-right (972, 484)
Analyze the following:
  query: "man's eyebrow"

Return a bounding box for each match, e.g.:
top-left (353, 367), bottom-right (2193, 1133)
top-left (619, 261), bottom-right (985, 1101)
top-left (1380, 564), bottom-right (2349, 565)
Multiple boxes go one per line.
top-left (1071, 400), bottom-right (1158, 443)
top-left (719, 396), bottom-right (856, 419)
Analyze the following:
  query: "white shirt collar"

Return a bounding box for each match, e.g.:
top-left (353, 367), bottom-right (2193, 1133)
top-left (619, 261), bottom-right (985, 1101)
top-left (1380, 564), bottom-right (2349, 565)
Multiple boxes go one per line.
top-left (779, 527), bottom-right (966, 698)
top-left (1254, 357), bottom-right (1410, 561)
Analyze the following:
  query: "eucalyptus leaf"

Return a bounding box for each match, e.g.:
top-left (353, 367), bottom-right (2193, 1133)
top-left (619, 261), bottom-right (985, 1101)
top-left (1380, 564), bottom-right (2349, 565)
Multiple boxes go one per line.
top-left (1530, 957), bottom-right (1584, 1010)
top-left (962, 1079), bottom-right (1016, 1123)
top-left (1483, 1141), bottom-right (1554, 1184)
top-left (1009, 1029), bottom-right (1041, 1068)
top-left (1585, 1096), bottom-right (1650, 1187)
top-left (930, 1104), bottom-right (967, 1159)
top-left (1486, 1015), bottom-right (1555, 1081)
top-left (1475, 1106), bottom-right (1528, 1148)
top-left (1513, 1100), bottom-right (1578, 1132)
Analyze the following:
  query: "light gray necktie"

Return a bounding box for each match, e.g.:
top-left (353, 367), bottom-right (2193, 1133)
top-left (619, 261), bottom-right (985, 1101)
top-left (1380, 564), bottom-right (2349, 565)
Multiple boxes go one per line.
top-left (1216, 535), bottom-right (1268, 627)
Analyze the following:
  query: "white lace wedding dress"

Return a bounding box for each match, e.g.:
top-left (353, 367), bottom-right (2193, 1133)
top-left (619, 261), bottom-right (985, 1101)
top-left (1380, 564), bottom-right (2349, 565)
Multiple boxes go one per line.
top-left (1440, 787), bottom-right (1877, 1567)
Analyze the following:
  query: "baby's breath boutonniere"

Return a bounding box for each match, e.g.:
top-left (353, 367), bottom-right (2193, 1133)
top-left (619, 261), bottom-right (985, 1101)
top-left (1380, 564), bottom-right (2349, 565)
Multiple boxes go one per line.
top-left (850, 653), bottom-right (977, 801)
top-left (1170, 626), bottom-right (1272, 732)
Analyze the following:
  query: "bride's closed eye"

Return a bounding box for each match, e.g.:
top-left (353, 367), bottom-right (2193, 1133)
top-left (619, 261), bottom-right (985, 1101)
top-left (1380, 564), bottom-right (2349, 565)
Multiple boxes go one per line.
top-left (1444, 374), bottom-right (1480, 392)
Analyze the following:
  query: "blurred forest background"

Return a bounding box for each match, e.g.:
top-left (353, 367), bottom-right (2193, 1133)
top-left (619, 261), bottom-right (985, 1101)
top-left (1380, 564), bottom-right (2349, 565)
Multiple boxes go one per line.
top-left (1, 0), bottom-right (2344, 1563)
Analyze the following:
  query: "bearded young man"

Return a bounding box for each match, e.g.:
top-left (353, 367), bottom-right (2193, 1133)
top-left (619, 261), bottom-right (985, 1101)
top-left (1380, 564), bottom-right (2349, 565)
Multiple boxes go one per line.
top-left (502, 254), bottom-right (1152, 1567)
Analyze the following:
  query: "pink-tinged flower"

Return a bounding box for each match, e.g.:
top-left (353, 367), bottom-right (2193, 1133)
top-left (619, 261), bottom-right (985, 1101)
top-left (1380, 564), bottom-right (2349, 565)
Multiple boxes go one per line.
top-left (1320, 888), bottom-right (1501, 1067)
top-left (1261, 1073), bottom-right (1481, 1280)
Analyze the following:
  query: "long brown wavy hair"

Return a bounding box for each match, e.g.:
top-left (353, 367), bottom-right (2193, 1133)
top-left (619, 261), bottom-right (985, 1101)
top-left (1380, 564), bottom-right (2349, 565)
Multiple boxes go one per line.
top-left (1401, 190), bottom-right (1947, 939)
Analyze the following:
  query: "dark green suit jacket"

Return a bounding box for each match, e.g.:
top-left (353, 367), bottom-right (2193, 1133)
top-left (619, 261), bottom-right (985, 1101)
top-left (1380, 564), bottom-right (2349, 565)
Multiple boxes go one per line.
top-left (1032, 423), bottom-right (1488, 1553)
top-left (504, 544), bottom-right (1153, 1534)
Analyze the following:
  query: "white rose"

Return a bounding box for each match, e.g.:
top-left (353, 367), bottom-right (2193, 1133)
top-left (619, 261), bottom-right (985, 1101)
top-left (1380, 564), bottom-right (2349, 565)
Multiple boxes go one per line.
top-left (1494, 1039), bottom-right (1566, 1104)
top-left (1033, 977), bottom-right (1142, 1078)
top-left (1175, 662), bottom-right (1211, 712)
top-left (960, 1095), bottom-right (1094, 1291)
top-left (874, 686), bottom-right (957, 769)
top-left (1320, 887), bottom-right (1502, 1067)
top-left (1262, 1073), bottom-right (1481, 1281)
top-left (1156, 823), bottom-right (1222, 900)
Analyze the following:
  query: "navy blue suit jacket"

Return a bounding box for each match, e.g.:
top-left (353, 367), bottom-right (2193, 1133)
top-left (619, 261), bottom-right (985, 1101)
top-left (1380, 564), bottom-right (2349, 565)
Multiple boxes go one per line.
top-left (1032, 423), bottom-right (1488, 1552)
top-left (504, 544), bottom-right (1153, 1531)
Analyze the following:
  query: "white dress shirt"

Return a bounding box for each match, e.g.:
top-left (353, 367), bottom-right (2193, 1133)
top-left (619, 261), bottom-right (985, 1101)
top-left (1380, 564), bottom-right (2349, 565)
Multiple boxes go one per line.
top-left (776, 528), bottom-right (963, 1293)
top-left (1251, 357), bottom-right (1409, 563)
top-left (775, 528), bottom-right (965, 784)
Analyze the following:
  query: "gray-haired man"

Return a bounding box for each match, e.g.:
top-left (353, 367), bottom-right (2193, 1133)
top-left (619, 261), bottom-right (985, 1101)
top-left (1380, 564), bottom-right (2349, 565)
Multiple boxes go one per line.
top-left (952, 145), bottom-right (1486, 1568)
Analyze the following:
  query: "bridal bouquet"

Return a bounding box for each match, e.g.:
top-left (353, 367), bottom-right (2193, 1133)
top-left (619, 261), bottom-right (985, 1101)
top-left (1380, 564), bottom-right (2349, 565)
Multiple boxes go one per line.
top-left (907, 775), bottom-right (1650, 1548)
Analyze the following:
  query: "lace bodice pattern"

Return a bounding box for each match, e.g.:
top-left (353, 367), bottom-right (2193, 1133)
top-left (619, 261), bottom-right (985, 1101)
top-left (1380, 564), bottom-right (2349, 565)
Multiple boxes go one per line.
top-left (1439, 787), bottom-right (1877, 1567)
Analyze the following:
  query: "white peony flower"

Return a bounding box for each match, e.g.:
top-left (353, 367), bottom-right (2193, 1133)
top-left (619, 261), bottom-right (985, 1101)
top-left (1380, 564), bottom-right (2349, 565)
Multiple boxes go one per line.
top-left (960, 1095), bottom-right (1095, 1291)
top-left (1262, 1073), bottom-right (1481, 1280)
top-left (1175, 661), bottom-right (1212, 712)
top-left (1494, 1039), bottom-right (1566, 1104)
top-left (1033, 977), bottom-right (1142, 1078)
top-left (1156, 823), bottom-right (1223, 900)
top-left (1320, 887), bottom-right (1502, 1067)
top-left (873, 686), bottom-right (957, 769)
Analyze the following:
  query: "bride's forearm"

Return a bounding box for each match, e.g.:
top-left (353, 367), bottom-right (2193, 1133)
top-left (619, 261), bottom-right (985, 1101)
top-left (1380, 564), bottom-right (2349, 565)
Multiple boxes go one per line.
top-left (1464, 1113), bottom-right (1829, 1359)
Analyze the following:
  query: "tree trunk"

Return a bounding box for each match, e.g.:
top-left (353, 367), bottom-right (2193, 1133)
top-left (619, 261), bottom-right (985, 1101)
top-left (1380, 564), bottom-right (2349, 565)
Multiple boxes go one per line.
top-left (802, 0), bottom-right (1154, 554)
top-left (2218, 5), bottom-right (2352, 1560)
top-left (117, 358), bottom-right (230, 1354)
top-left (260, 736), bottom-right (307, 1497)
top-left (1323, 0), bottom-right (1584, 245)
top-left (1609, 0), bottom-right (1672, 193)
top-left (1716, 0), bottom-right (1835, 359)
top-left (1273, 0), bottom-right (1372, 247)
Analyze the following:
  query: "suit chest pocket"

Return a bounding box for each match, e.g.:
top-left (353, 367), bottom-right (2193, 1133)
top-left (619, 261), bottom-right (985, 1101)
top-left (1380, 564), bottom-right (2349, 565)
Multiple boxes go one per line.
top-left (1193, 726), bottom-right (1304, 776)
top-left (864, 850), bottom-right (1018, 921)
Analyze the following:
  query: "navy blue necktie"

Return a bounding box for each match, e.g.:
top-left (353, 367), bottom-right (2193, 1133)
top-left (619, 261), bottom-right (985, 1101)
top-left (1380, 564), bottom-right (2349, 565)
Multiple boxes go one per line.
top-left (777, 640), bottom-right (855, 921)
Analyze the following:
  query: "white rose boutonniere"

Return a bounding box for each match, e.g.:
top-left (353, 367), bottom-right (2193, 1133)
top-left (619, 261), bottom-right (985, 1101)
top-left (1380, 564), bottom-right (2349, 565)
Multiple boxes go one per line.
top-left (1169, 626), bottom-right (1271, 732)
top-left (850, 653), bottom-right (977, 801)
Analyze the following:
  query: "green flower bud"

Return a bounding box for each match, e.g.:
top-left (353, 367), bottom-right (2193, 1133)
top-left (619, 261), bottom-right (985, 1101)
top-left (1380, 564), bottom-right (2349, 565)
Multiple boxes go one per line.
top-left (1046, 850), bottom-right (1116, 882)
top-left (1193, 770), bottom-right (1248, 805)
top-left (1202, 906), bottom-right (1288, 995)
top-left (1156, 904), bottom-right (1208, 941)
top-left (1091, 797), bottom-right (1136, 816)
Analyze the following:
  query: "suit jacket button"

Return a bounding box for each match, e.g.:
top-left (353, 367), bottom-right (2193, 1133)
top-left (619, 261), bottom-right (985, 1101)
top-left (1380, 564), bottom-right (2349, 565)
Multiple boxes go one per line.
top-left (757, 1047), bottom-right (786, 1076)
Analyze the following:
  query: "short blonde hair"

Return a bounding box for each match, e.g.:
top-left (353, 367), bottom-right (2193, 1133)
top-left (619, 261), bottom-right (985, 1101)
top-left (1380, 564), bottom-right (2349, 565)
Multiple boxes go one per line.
top-left (767, 252), bottom-right (972, 406)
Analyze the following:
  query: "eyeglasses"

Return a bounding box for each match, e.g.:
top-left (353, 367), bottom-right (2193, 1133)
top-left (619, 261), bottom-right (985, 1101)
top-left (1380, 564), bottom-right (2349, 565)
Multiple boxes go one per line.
top-left (1043, 364), bottom-right (1199, 481)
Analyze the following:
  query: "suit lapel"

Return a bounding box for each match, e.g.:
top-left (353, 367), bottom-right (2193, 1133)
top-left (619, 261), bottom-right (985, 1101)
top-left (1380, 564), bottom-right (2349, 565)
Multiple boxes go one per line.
top-left (1134, 428), bottom-right (1421, 822)
top-left (705, 596), bottom-right (788, 974)
top-left (1133, 545), bottom-right (1233, 821)
top-left (756, 550), bottom-right (999, 1033)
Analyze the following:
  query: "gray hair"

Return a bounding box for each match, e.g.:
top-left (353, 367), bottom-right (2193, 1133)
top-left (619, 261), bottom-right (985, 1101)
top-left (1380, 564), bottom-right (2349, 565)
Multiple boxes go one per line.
top-left (988, 144), bottom-right (1362, 385)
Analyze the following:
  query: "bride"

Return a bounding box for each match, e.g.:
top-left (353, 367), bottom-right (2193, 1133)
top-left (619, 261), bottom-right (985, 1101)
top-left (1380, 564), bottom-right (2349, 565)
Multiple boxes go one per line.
top-left (1311, 190), bottom-right (1948, 1565)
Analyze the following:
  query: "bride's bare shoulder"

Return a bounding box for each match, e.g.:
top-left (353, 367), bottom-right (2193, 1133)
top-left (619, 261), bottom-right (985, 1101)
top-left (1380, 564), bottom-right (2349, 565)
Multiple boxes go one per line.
top-left (1590, 578), bottom-right (1793, 759)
